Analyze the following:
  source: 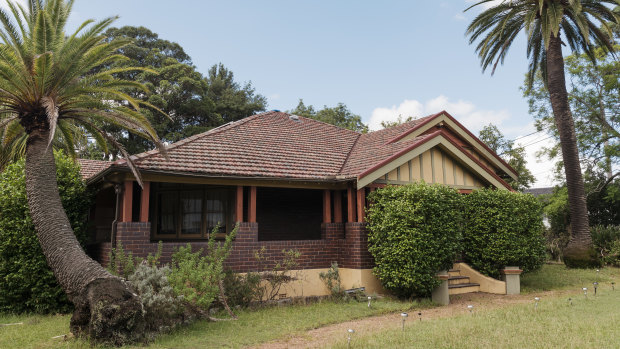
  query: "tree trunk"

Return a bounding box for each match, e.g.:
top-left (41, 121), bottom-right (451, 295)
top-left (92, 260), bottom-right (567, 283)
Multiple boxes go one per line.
top-left (24, 128), bottom-right (144, 345)
top-left (546, 34), bottom-right (596, 267)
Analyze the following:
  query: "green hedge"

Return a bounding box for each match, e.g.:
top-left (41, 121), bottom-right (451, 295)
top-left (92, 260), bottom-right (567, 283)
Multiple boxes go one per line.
top-left (0, 152), bottom-right (91, 313)
top-left (462, 189), bottom-right (546, 278)
top-left (366, 183), bottom-right (463, 298)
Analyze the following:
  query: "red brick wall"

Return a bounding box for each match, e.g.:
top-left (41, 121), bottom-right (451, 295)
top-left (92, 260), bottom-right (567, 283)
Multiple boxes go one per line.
top-left (89, 221), bottom-right (374, 272)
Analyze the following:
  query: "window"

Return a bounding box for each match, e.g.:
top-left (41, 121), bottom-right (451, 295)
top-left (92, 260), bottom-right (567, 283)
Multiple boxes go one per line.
top-left (152, 183), bottom-right (233, 240)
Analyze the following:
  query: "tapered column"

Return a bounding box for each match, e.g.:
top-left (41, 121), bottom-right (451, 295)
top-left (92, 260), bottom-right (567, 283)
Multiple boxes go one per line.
top-left (323, 190), bottom-right (332, 223)
top-left (249, 186), bottom-right (257, 223)
top-left (357, 188), bottom-right (366, 223)
top-left (347, 186), bottom-right (356, 223)
top-left (236, 186), bottom-right (244, 222)
top-left (139, 181), bottom-right (150, 222)
top-left (121, 180), bottom-right (133, 222)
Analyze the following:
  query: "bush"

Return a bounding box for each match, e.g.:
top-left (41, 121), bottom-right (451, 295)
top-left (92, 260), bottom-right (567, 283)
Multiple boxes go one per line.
top-left (128, 261), bottom-right (184, 334)
top-left (0, 152), bottom-right (91, 313)
top-left (366, 183), bottom-right (463, 298)
top-left (168, 226), bottom-right (236, 311)
top-left (221, 270), bottom-right (262, 308)
top-left (319, 262), bottom-right (345, 300)
top-left (591, 225), bottom-right (620, 266)
top-left (462, 189), bottom-right (546, 278)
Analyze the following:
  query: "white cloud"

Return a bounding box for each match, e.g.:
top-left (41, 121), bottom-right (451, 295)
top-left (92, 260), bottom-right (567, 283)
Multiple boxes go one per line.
top-left (465, 0), bottom-right (505, 10)
top-left (368, 95), bottom-right (509, 133)
top-left (454, 13), bottom-right (466, 21)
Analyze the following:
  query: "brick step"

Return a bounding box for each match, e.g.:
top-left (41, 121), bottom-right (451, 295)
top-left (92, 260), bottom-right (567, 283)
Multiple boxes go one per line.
top-left (448, 283), bottom-right (480, 295)
top-left (448, 269), bottom-right (460, 277)
top-left (448, 276), bottom-right (471, 285)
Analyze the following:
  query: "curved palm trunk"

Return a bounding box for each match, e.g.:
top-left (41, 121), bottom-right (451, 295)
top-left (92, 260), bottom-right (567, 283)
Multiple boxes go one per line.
top-left (25, 128), bottom-right (144, 344)
top-left (546, 34), bottom-right (593, 265)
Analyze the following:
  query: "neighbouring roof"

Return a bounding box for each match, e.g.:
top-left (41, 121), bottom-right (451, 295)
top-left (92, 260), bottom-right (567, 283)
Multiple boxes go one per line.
top-left (81, 110), bottom-right (516, 188)
top-left (78, 159), bottom-right (112, 180)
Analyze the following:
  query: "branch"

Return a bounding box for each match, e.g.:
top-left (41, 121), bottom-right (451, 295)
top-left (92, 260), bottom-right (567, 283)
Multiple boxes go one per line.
top-left (569, 93), bottom-right (620, 139)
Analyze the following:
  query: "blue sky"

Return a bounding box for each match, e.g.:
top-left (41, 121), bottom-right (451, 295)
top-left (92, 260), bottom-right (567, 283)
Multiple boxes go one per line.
top-left (59, 1), bottom-right (557, 186)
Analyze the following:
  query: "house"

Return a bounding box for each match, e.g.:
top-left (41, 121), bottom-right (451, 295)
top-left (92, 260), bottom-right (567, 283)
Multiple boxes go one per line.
top-left (81, 110), bottom-right (517, 297)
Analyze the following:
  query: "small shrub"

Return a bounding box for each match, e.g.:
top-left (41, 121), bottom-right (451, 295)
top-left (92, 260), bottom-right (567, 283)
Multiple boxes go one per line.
top-left (319, 262), bottom-right (345, 300)
top-left (221, 270), bottom-right (262, 307)
top-left (366, 183), bottom-right (463, 298)
top-left (253, 248), bottom-right (301, 301)
top-left (168, 226), bottom-right (237, 311)
top-left (128, 261), bottom-right (184, 334)
top-left (108, 241), bottom-right (163, 278)
top-left (0, 152), bottom-right (91, 313)
top-left (591, 225), bottom-right (620, 266)
top-left (462, 189), bottom-right (546, 278)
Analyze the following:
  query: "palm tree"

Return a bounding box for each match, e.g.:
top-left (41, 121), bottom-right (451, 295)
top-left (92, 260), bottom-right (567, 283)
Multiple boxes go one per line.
top-left (466, 0), bottom-right (619, 267)
top-left (0, 0), bottom-right (166, 343)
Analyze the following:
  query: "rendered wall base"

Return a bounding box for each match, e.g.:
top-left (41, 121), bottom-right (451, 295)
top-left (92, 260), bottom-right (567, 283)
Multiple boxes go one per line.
top-left (258, 268), bottom-right (385, 298)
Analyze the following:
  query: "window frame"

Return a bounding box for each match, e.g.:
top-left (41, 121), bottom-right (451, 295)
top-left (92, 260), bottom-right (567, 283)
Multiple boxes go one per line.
top-left (151, 183), bottom-right (234, 240)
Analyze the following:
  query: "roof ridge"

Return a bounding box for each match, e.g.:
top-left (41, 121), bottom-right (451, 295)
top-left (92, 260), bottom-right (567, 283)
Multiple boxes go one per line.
top-left (337, 132), bottom-right (363, 175)
top-left (291, 114), bottom-right (363, 136)
top-left (119, 111), bottom-right (274, 164)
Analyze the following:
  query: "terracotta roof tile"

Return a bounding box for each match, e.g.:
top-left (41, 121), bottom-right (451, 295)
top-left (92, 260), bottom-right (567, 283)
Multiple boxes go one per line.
top-left (78, 159), bottom-right (112, 180)
top-left (80, 111), bottom-right (509, 185)
top-left (339, 115), bottom-right (435, 176)
top-left (126, 111), bottom-right (361, 179)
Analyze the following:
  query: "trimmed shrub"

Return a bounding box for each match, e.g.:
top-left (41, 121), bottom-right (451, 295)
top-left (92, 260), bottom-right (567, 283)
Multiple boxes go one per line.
top-left (366, 183), bottom-right (463, 298)
top-left (462, 189), bottom-right (546, 278)
top-left (0, 152), bottom-right (91, 313)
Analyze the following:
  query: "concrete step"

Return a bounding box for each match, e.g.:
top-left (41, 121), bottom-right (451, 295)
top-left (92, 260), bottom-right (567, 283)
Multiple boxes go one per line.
top-left (448, 269), bottom-right (460, 277)
top-left (448, 276), bottom-right (471, 285)
top-left (448, 283), bottom-right (480, 295)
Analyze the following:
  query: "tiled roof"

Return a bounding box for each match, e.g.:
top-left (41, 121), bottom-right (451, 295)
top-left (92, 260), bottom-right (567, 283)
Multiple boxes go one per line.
top-left (339, 115), bottom-right (435, 176)
top-left (78, 159), bottom-right (113, 180)
top-left (81, 110), bottom-right (513, 185)
top-left (117, 111), bottom-right (361, 179)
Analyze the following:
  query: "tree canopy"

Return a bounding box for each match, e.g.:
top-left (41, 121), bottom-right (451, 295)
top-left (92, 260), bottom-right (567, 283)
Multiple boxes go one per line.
top-left (289, 99), bottom-right (368, 133)
top-left (478, 124), bottom-right (535, 191)
top-left (84, 26), bottom-right (267, 158)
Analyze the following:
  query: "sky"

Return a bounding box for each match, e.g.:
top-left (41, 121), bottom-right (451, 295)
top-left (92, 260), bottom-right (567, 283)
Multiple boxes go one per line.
top-left (15, 0), bottom-right (563, 187)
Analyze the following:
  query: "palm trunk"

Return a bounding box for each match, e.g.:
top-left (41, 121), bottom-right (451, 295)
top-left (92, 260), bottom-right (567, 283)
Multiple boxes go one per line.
top-left (25, 128), bottom-right (144, 345)
top-left (546, 34), bottom-right (595, 266)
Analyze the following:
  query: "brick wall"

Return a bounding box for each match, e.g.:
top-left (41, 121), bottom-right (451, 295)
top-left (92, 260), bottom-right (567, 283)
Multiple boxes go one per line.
top-left (89, 221), bottom-right (374, 272)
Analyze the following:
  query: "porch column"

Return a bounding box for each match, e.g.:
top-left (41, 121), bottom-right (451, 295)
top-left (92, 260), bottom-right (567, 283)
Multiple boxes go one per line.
top-left (357, 188), bottom-right (366, 223)
top-left (121, 180), bottom-right (133, 222)
top-left (236, 186), bottom-right (244, 223)
top-left (248, 186), bottom-right (257, 223)
top-left (139, 181), bottom-right (150, 222)
top-left (333, 190), bottom-right (343, 223)
top-left (323, 190), bottom-right (332, 223)
top-left (347, 186), bottom-right (357, 223)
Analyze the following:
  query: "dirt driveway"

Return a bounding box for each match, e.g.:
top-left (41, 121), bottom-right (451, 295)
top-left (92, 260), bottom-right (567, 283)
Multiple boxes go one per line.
top-left (250, 290), bottom-right (576, 349)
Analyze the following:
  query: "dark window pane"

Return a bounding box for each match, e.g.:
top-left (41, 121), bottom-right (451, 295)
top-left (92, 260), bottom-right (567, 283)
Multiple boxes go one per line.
top-left (181, 191), bottom-right (203, 235)
top-left (158, 192), bottom-right (177, 235)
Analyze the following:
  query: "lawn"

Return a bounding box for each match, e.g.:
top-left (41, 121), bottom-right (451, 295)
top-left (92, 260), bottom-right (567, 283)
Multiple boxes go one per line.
top-left (330, 265), bottom-right (620, 349)
top-left (1, 265), bottom-right (618, 348)
top-left (0, 297), bottom-right (421, 348)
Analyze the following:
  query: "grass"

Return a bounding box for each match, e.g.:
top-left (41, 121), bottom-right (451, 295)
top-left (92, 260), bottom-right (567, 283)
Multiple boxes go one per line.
top-left (521, 264), bottom-right (619, 293)
top-left (331, 288), bottom-right (620, 348)
top-left (2, 265), bottom-right (618, 348)
top-left (0, 297), bottom-right (420, 348)
top-left (330, 265), bottom-right (620, 349)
